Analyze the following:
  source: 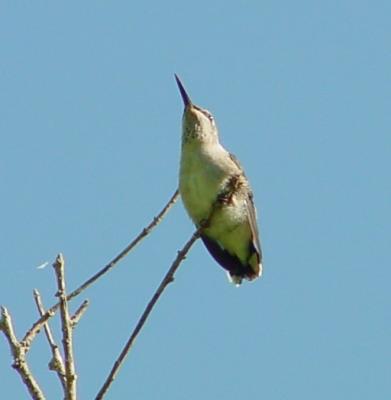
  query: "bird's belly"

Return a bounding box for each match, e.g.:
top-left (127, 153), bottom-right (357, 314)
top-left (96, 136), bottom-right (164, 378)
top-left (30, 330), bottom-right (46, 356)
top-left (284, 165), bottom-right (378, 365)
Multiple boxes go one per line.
top-left (179, 169), bottom-right (221, 223)
top-left (179, 149), bottom-right (227, 224)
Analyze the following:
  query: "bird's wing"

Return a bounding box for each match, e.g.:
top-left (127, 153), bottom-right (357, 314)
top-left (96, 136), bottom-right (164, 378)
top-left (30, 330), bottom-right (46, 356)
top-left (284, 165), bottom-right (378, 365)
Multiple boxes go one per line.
top-left (228, 153), bottom-right (262, 263)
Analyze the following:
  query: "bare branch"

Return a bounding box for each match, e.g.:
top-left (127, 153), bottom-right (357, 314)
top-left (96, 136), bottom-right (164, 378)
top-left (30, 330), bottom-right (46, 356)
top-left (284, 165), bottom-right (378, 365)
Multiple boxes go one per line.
top-left (0, 190), bottom-right (179, 399)
top-left (33, 289), bottom-right (67, 392)
top-left (22, 307), bottom-right (55, 351)
top-left (53, 254), bottom-right (77, 400)
top-left (0, 307), bottom-right (45, 400)
top-left (24, 189), bottom-right (179, 341)
top-left (70, 300), bottom-right (89, 328)
top-left (95, 226), bottom-right (201, 399)
top-left (66, 189), bottom-right (179, 302)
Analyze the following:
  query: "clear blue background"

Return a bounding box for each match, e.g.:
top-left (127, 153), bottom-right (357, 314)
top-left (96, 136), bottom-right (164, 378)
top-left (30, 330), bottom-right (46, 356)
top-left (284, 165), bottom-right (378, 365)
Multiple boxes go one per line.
top-left (1, 1), bottom-right (390, 399)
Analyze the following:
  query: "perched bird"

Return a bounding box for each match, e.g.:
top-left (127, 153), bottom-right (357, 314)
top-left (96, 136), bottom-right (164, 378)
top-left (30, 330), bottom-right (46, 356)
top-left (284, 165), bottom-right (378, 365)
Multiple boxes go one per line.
top-left (175, 75), bottom-right (262, 284)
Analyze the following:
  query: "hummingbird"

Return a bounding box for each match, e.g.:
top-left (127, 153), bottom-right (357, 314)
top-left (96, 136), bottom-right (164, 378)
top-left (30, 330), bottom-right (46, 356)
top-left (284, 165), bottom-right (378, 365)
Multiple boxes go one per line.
top-left (175, 75), bottom-right (262, 285)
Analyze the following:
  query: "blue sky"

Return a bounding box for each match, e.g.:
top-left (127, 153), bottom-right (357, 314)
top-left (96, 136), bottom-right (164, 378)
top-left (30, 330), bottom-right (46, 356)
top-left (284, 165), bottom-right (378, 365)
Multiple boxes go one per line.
top-left (1, 1), bottom-right (390, 399)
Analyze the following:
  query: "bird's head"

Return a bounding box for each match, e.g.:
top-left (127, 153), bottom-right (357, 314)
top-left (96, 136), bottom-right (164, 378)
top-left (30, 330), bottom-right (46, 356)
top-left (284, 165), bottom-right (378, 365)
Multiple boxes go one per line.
top-left (175, 74), bottom-right (219, 144)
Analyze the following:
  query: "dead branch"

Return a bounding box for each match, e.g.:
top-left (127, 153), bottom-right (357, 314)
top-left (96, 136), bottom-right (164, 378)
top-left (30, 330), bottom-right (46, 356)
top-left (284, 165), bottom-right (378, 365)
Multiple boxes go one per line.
top-left (0, 307), bottom-right (45, 400)
top-left (53, 254), bottom-right (77, 400)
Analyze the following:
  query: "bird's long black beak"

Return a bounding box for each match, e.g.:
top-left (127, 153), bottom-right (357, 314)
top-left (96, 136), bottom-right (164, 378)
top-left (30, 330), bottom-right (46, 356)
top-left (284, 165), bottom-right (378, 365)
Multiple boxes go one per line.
top-left (175, 74), bottom-right (192, 107)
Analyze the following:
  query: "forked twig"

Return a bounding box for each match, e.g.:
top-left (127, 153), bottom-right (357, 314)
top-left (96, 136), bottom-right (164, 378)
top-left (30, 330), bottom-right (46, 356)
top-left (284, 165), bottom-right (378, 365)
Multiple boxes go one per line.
top-left (1, 189), bottom-right (178, 400)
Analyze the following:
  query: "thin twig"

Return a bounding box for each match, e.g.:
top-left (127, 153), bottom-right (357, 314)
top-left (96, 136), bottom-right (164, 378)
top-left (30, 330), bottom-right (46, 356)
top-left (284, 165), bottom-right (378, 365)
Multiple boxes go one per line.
top-left (23, 189), bottom-right (179, 348)
top-left (54, 254), bottom-right (77, 400)
top-left (22, 308), bottom-right (54, 351)
top-left (70, 300), bottom-right (89, 328)
top-left (0, 307), bottom-right (45, 400)
top-left (95, 227), bottom-right (202, 400)
top-left (33, 289), bottom-right (67, 392)
top-left (65, 189), bottom-right (180, 302)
